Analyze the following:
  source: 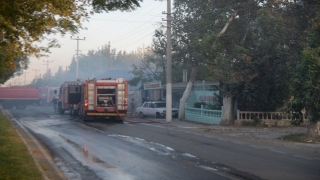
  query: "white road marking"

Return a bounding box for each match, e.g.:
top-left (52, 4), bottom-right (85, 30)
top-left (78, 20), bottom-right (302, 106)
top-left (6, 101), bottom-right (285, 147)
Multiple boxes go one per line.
top-left (141, 123), bottom-right (165, 128)
top-left (232, 141), bottom-right (245, 145)
top-left (217, 137), bottom-right (227, 141)
top-left (124, 122), bottom-right (134, 126)
top-left (178, 126), bottom-right (199, 129)
top-left (250, 145), bottom-right (263, 149)
top-left (270, 150), bottom-right (286, 154)
top-left (313, 157), bottom-right (320, 160)
top-left (294, 155), bottom-right (313, 160)
top-left (262, 146), bottom-right (274, 149)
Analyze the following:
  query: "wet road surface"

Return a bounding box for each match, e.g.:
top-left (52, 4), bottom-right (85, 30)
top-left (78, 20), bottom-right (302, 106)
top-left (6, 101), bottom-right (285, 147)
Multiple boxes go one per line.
top-left (3, 106), bottom-right (320, 180)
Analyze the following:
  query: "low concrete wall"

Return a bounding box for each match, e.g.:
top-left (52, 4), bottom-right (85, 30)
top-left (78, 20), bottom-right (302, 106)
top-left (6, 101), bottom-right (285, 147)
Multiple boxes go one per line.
top-left (234, 119), bottom-right (308, 127)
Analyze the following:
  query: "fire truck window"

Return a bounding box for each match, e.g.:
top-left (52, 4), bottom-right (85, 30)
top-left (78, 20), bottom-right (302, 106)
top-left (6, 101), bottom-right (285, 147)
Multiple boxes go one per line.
top-left (143, 103), bottom-right (149, 108)
top-left (149, 104), bottom-right (154, 108)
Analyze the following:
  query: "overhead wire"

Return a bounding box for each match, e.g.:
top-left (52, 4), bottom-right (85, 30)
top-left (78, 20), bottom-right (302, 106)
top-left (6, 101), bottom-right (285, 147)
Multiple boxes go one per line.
top-left (84, 2), bottom-right (165, 41)
top-left (82, 0), bottom-right (156, 37)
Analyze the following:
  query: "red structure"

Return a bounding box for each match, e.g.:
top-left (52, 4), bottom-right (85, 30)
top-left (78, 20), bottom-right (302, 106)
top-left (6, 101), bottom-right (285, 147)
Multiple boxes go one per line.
top-left (58, 78), bottom-right (128, 121)
top-left (38, 86), bottom-right (59, 105)
top-left (0, 87), bottom-right (41, 109)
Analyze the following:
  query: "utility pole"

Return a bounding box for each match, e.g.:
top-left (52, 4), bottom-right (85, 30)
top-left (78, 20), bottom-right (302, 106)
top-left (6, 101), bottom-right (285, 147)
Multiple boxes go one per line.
top-left (163, 0), bottom-right (172, 123)
top-left (33, 69), bottom-right (40, 83)
top-left (43, 60), bottom-right (53, 81)
top-left (71, 36), bottom-right (85, 79)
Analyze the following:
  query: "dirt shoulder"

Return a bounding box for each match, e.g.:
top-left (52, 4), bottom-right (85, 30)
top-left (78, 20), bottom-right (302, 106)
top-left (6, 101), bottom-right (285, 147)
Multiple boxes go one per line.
top-left (173, 119), bottom-right (320, 151)
top-left (2, 109), bottom-right (66, 180)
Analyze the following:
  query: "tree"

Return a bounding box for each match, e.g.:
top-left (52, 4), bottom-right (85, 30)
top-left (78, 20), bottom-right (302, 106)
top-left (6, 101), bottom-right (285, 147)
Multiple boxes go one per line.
top-left (290, 12), bottom-right (320, 137)
top-left (129, 30), bottom-right (167, 87)
top-left (0, 48), bottom-right (29, 83)
top-left (0, 0), bottom-right (142, 83)
top-left (173, 0), bottom-right (260, 120)
top-left (200, 0), bottom-right (320, 124)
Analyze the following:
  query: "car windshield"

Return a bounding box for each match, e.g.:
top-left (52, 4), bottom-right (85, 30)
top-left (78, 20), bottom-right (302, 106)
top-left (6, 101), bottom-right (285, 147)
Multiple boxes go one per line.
top-left (154, 103), bottom-right (166, 108)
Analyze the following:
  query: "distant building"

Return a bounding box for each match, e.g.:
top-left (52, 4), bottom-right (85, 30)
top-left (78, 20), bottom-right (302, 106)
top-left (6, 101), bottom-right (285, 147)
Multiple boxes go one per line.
top-left (134, 80), bottom-right (220, 108)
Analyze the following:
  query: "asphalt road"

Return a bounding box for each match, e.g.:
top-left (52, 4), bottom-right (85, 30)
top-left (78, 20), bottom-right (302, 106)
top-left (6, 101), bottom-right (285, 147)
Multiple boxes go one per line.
top-left (3, 105), bottom-right (320, 180)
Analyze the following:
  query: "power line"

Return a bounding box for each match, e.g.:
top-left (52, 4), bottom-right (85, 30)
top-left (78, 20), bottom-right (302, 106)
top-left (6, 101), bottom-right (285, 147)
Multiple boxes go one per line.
top-left (43, 60), bottom-right (53, 81)
top-left (117, 31), bottom-right (155, 51)
top-left (82, 0), bottom-right (157, 37)
top-left (84, 2), bottom-right (165, 38)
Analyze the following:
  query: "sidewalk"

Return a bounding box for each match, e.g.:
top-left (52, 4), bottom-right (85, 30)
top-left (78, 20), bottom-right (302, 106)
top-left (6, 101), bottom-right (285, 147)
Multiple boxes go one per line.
top-left (159, 118), bottom-right (320, 151)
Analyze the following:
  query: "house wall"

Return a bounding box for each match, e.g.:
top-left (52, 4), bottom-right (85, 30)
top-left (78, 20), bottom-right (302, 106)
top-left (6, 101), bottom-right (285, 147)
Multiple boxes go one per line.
top-left (187, 90), bottom-right (220, 107)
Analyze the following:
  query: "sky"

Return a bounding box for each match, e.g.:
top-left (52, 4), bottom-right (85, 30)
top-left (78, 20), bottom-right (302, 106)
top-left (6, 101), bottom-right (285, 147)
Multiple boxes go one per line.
top-left (4, 0), bottom-right (169, 86)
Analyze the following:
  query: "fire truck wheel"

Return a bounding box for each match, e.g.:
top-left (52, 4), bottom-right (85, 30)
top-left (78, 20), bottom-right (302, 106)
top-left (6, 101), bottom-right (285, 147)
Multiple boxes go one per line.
top-left (113, 117), bottom-right (124, 123)
top-left (73, 110), bottom-right (78, 116)
top-left (15, 101), bottom-right (27, 110)
top-left (139, 112), bottom-right (145, 118)
top-left (2, 101), bottom-right (14, 109)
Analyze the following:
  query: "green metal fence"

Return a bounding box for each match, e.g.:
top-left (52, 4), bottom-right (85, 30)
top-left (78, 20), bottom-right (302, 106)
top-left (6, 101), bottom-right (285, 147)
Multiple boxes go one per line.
top-left (184, 103), bottom-right (223, 125)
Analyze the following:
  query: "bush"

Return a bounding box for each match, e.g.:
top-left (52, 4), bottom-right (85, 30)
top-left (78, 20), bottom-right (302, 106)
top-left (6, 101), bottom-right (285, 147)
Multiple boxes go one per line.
top-left (194, 102), bottom-right (206, 108)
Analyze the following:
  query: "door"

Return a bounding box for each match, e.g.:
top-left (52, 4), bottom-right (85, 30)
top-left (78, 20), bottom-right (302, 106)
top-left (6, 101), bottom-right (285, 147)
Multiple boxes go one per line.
top-left (148, 103), bottom-right (156, 116)
top-left (68, 85), bottom-right (81, 104)
top-left (141, 102), bottom-right (150, 115)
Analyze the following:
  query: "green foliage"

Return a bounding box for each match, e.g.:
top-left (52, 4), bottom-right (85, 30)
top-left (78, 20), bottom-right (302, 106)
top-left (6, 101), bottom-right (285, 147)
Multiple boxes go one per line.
top-left (92, 0), bottom-right (142, 13)
top-left (0, 0), bottom-right (142, 84)
top-left (0, 48), bottom-right (29, 83)
top-left (128, 29), bottom-right (184, 86)
top-left (290, 11), bottom-right (320, 123)
top-left (280, 133), bottom-right (320, 143)
top-left (241, 116), bottom-right (261, 126)
top-left (194, 102), bottom-right (206, 108)
top-left (206, 93), bottom-right (222, 110)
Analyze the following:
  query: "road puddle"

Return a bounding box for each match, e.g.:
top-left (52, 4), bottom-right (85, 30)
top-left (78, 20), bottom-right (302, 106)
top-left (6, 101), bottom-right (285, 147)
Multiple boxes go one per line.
top-left (59, 134), bottom-right (115, 169)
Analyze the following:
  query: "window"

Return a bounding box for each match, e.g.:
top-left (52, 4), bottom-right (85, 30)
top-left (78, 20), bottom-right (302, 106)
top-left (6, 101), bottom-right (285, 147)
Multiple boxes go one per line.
top-left (155, 103), bottom-right (166, 108)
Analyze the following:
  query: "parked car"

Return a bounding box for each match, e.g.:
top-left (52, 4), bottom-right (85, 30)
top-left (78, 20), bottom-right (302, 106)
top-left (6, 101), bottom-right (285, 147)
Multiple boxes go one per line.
top-left (136, 101), bottom-right (179, 118)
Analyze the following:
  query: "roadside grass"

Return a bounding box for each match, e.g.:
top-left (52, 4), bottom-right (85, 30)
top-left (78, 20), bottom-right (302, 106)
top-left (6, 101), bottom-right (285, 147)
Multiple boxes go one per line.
top-left (280, 133), bottom-right (320, 143)
top-left (0, 111), bottom-right (42, 180)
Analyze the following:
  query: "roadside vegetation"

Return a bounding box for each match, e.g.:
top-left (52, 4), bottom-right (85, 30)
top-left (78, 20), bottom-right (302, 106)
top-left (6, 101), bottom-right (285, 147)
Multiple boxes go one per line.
top-left (0, 111), bottom-right (42, 180)
top-left (280, 133), bottom-right (320, 143)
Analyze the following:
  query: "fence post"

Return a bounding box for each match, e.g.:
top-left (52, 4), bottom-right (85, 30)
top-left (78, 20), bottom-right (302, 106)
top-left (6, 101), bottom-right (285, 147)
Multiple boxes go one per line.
top-left (201, 105), bottom-right (203, 116)
top-left (221, 106), bottom-right (224, 118)
top-left (237, 110), bottom-right (240, 120)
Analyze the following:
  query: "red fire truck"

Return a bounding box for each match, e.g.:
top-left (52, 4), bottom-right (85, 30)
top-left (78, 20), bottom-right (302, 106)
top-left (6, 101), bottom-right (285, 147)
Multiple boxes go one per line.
top-left (38, 86), bottom-right (60, 105)
top-left (0, 87), bottom-right (41, 109)
top-left (58, 78), bottom-right (128, 121)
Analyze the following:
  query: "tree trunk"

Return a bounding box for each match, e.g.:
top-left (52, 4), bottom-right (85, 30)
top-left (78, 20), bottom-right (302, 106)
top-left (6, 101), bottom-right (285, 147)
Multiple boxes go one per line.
top-left (178, 64), bottom-right (198, 120)
top-left (309, 121), bottom-right (320, 137)
top-left (307, 107), bottom-right (320, 137)
top-left (220, 94), bottom-right (235, 125)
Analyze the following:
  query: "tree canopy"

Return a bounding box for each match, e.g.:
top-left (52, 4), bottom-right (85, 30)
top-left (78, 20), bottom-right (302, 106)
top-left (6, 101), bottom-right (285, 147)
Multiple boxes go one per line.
top-left (0, 0), bottom-right (142, 84)
top-left (290, 11), bottom-right (320, 124)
